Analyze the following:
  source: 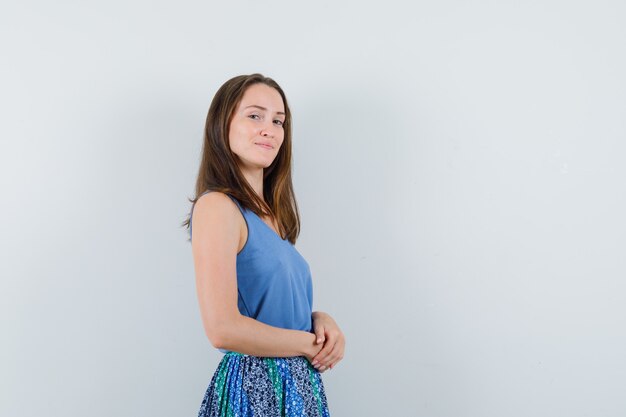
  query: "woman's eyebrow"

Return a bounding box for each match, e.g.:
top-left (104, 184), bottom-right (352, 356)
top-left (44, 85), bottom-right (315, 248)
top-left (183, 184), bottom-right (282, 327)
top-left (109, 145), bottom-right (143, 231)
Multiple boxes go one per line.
top-left (244, 105), bottom-right (285, 115)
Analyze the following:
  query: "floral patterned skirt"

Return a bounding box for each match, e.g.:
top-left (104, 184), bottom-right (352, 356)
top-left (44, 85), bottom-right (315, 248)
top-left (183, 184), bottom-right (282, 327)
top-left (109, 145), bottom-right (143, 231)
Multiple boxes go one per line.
top-left (197, 351), bottom-right (331, 417)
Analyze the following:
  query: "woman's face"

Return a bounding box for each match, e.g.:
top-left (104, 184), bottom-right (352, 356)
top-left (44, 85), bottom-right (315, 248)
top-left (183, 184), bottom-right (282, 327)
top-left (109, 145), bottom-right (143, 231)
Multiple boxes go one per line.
top-left (228, 83), bottom-right (286, 171)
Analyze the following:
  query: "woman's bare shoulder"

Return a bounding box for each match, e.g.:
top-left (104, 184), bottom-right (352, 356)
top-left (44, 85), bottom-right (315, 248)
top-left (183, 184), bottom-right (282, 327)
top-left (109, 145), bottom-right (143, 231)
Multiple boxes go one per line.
top-left (191, 191), bottom-right (243, 252)
top-left (193, 191), bottom-right (238, 221)
top-left (195, 190), bottom-right (231, 206)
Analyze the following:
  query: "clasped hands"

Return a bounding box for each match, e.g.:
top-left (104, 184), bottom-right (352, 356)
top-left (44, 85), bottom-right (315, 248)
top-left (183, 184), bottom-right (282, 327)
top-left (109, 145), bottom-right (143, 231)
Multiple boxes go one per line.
top-left (307, 311), bottom-right (345, 373)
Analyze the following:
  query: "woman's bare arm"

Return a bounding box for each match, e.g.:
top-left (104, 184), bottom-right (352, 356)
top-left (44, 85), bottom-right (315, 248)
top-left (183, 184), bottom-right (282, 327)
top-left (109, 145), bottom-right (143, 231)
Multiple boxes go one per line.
top-left (191, 192), bottom-right (321, 359)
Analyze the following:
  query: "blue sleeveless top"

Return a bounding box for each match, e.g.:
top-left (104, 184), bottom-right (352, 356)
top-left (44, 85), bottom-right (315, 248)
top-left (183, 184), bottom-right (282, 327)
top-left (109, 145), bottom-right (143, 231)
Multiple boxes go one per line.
top-left (189, 191), bottom-right (314, 354)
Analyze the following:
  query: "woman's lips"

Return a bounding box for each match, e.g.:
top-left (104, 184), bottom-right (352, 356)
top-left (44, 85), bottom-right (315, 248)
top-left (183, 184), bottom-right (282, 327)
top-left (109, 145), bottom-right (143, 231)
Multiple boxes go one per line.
top-left (256, 143), bottom-right (273, 150)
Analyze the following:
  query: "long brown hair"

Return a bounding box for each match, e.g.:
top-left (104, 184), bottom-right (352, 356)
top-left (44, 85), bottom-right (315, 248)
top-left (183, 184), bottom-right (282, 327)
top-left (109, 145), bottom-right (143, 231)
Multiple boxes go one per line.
top-left (181, 73), bottom-right (301, 244)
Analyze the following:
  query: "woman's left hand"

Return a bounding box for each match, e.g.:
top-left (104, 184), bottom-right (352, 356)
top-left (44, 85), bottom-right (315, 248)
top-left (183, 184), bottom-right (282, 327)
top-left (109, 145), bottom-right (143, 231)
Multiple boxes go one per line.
top-left (311, 311), bottom-right (345, 373)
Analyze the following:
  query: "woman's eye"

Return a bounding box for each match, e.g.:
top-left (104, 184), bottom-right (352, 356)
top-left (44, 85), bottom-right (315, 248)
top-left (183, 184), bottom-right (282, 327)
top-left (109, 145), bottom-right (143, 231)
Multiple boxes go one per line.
top-left (248, 114), bottom-right (260, 120)
top-left (274, 120), bottom-right (284, 126)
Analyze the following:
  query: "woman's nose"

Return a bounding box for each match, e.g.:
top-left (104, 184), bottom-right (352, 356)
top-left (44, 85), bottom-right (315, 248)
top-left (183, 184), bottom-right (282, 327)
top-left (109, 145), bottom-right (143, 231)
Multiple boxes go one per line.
top-left (260, 123), bottom-right (275, 137)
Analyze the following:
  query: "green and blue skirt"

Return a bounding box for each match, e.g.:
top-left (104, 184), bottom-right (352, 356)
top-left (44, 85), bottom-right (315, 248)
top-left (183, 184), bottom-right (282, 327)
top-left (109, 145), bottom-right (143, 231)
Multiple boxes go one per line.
top-left (197, 351), bottom-right (331, 417)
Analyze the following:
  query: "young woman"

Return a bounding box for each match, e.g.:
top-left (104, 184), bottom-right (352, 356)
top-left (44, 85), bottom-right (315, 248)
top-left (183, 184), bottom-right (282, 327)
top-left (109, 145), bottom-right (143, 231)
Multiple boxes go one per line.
top-left (184, 74), bottom-right (345, 416)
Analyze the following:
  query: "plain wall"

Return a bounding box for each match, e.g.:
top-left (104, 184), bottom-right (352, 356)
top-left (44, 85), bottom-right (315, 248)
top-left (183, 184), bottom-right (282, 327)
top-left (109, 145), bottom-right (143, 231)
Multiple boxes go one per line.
top-left (1, 1), bottom-right (625, 416)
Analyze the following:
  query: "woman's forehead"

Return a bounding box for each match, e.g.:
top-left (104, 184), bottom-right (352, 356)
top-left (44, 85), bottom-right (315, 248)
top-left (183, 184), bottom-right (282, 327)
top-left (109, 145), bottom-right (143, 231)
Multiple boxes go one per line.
top-left (239, 84), bottom-right (284, 112)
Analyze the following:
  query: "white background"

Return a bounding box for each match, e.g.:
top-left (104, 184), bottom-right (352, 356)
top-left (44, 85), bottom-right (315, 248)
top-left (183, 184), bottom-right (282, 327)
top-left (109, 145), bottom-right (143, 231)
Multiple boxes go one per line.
top-left (2, 1), bottom-right (625, 416)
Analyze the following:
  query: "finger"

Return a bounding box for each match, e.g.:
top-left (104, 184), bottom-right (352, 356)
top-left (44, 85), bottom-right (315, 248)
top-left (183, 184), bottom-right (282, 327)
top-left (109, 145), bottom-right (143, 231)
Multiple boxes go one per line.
top-left (312, 341), bottom-right (333, 364)
top-left (313, 341), bottom-right (337, 368)
top-left (312, 332), bottom-right (340, 365)
top-left (326, 353), bottom-right (342, 371)
top-left (330, 348), bottom-right (345, 366)
top-left (314, 325), bottom-right (326, 344)
top-left (324, 341), bottom-right (345, 368)
top-left (323, 336), bottom-right (344, 370)
top-left (324, 349), bottom-right (340, 369)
